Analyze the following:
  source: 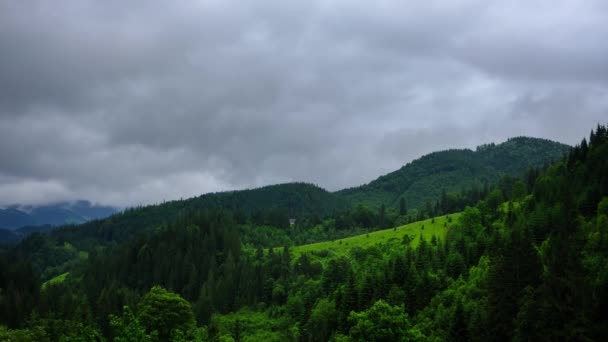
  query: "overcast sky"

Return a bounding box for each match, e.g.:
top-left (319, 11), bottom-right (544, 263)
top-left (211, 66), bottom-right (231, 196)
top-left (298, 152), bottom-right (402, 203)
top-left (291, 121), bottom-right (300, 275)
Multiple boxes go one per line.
top-left (1, 0), bottom-right (607, 207)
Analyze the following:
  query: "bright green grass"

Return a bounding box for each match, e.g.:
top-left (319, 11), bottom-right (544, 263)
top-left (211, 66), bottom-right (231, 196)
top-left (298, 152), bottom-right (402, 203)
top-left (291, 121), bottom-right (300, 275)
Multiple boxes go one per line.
top-left (42, 272), bottom-right (69, 289)
top-left (291, 213), bottom-right (461, 260)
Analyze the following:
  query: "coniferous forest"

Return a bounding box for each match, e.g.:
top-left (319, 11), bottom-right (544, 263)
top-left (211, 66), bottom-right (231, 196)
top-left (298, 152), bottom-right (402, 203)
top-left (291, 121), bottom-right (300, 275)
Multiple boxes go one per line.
top-left (1, 125), bottom-right (608, 341)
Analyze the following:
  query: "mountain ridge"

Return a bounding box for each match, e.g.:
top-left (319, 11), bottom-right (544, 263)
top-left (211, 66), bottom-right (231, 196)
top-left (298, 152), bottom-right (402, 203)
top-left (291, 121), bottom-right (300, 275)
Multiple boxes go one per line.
top-left (336, 136), bottom-right (570, 208)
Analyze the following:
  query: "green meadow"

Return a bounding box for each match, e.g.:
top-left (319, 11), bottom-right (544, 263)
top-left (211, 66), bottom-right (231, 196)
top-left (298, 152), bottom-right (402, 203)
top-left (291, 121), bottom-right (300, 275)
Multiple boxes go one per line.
top-left (290, 213), bottom-right (461, 260)
top-left (41, 272), bottom-right (70, 289)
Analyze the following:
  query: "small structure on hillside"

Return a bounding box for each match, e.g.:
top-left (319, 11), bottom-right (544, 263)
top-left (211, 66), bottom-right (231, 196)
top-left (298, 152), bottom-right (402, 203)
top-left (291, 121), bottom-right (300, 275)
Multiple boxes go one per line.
top-left (289, 218), bottom-right (296, 226)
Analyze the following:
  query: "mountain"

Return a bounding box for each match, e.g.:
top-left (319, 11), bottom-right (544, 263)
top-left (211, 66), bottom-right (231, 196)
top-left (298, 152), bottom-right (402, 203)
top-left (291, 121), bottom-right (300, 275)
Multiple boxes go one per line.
top-left (336, 136), bottom-right (570, 209)
top-left (0, 228), bottom-right (19, 245)
top-left (0, 207), bottom-right (32, 230)
top-left (0, 200), bottom-right (117, 230)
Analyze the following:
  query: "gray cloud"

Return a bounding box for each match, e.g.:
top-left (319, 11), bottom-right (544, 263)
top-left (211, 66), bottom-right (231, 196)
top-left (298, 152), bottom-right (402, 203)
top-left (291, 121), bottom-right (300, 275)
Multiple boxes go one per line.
top-left (1, 0), bottom-right (607, 207)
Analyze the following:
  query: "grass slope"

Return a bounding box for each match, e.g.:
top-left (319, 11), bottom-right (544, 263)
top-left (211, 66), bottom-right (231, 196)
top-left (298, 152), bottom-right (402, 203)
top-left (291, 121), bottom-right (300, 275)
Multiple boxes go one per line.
top-left (291, 213), bottom-right (461, 259)
top-left (41, 272), bottom-right (69, 289)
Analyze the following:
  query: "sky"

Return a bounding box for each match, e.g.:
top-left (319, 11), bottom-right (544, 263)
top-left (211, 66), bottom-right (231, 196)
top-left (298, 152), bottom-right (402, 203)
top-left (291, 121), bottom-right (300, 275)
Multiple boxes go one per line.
top-left (1, 0), bottom-right (607, 207)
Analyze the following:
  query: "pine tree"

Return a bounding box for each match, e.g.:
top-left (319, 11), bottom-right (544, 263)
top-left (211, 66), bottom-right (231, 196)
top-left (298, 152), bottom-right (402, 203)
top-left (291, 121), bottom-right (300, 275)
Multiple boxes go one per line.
top-left (449, 301), bottom-right (470, 342)
top-left (400, 198), bottom-right (407, 216)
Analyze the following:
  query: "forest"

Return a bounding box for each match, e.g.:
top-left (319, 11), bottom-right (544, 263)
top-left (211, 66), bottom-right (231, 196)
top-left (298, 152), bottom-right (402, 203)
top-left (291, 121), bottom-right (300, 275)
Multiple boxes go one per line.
top-left (1, 125), bottom-right (607, 341)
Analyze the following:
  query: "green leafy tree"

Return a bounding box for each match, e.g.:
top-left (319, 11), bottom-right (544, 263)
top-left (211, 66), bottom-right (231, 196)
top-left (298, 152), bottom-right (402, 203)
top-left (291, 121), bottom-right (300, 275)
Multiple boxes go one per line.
top-left (137, 286), bottom-right (196, 340)
top-left (0, 326), bottom-right (49, 342)
top-left (305, 299), bottom-right (337, 341)
top-left (348, 300), bottom-right (422, 342)
top-left (110, 306), bottom-right (153, 342)
top-left (511, 180), bottom-right (527, 201)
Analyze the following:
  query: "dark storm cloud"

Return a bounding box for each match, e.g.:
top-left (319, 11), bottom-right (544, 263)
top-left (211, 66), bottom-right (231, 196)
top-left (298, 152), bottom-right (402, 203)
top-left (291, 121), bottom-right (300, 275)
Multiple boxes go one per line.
top-left (1, 0), bottom-right (607, 206)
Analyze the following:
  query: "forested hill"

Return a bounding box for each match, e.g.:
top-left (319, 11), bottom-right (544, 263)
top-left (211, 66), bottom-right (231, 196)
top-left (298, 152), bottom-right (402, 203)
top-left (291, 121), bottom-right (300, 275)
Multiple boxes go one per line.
top-left (336, 136), bottom-right (569, 209)
top-left (45, 182), bottom-right (346, 246)
top-left (192, 182), bottom-right (346, 217)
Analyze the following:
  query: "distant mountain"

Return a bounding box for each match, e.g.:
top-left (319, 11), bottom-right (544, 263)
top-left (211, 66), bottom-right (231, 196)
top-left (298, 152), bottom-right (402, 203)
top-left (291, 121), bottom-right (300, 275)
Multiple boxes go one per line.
top-left (335, 137), bottom-right (570, 209)
top-left (0, 228), bottom-right (19, 244)
top-left (0, 200), bottom-right (117, 230)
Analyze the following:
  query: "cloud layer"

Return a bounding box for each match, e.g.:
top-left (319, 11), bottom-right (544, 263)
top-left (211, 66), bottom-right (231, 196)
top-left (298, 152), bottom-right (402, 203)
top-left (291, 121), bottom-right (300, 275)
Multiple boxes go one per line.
top-left (1, 0), bottom-right (607, 206)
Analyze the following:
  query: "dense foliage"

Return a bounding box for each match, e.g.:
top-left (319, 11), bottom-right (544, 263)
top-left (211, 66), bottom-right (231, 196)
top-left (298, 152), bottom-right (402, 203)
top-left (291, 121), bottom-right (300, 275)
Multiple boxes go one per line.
top-left (2, 128), bottom-right (606, 341)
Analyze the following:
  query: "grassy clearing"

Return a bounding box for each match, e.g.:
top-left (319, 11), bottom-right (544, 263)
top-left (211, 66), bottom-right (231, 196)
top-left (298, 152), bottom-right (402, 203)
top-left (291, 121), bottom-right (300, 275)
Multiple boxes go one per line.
top-left (42, 272), bottom-right (69, 289)
top-left (290, 213), bottom-right (461, 260)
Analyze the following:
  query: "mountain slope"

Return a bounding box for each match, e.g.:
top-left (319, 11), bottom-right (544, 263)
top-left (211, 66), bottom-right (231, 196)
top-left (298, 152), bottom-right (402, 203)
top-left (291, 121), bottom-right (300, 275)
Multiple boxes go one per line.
top-left (50, 182), bottom-right (346, 247)
top-left (0, 207), bottom-right (32, 230)
top-left (336, 137), bottom-right (569, 209)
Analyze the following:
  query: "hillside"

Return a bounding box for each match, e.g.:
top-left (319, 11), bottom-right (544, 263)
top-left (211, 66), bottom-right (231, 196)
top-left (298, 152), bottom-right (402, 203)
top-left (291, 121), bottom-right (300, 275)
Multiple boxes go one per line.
top-left (336, 137), bottom-right (569, 209)
top-left (48, 182), bottom-right (346, 247)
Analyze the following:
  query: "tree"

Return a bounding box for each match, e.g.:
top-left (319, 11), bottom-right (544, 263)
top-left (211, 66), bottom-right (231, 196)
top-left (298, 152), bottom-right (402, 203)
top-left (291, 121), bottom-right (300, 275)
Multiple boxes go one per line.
top-left (305, 299), bottom-right (337, 341)
top-left (137, 286), bottom-right (196, 340)
top-left (0, 326), bottom-right (49, 342)
top-left (400, 198), bottom-right (407, 216)
top-left (487, 226), bottom-right (541, 341)
top-left (448, 301), bottom-right (470, 342)
top-left (486, 190), bottom-right (504, 217)
top-left (348, 300), bottom-right (421, 341)
top-left (511, 180), bottom-right (527, 201)
top-left (379, 204), bottom-right (387, 229)
top-left (0, 259), bottom-right (40, 328)
top-left (110, 306), bottom-right (153, 342)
